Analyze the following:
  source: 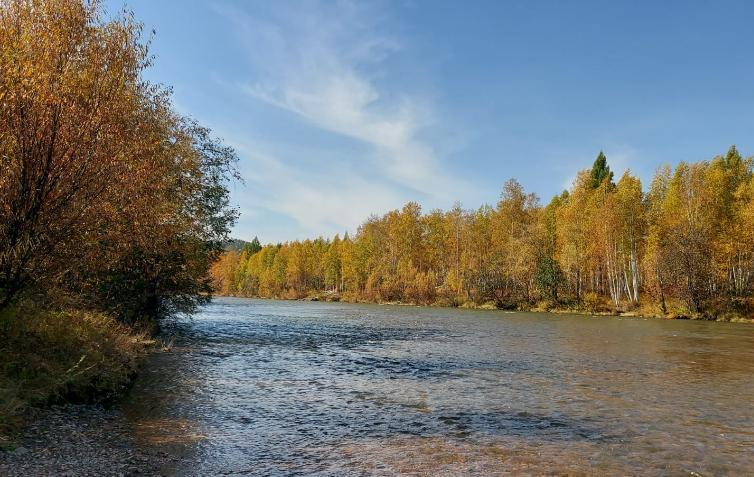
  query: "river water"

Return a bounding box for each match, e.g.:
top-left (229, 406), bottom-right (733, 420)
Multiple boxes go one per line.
top-left (120, 297), bottom-right (754, 475)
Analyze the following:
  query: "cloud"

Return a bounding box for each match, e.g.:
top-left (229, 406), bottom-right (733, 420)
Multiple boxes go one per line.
top-left (228, 139), bottom-right (403, 241)
top-left (212, 0), bottom-right (468, 240)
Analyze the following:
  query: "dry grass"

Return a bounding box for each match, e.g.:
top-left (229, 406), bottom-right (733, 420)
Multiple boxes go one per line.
top-left (0, 305), bottom-right (148, 445)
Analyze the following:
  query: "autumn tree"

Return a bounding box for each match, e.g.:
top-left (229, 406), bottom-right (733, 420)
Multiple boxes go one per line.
top-left (324, 235), bottom-right (342, 292)
top-left (489, 179), bottom-right (540, 305)
top-left (613, 172), bottom-right (645, 306)
top-left (534, 194), bottom-right (565, 302)
top-left (0, 0), bottom-right (237, 322)
top-left (643, 166), bottom-right (671, 313)
top-left (557, 172), bottom-right (592, 301)
top-left (708, 146), bottom-right (753, 297)
top-left (653, 162), bottom-right (717, 313)
top-left (0, 0), bottom-right (149, 307)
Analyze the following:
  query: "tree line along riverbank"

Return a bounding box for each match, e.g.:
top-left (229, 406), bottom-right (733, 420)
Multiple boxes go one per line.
top-left (0, 0), bottom-right (237, 443)
top-left (212, 148), bottom-right (754, 323)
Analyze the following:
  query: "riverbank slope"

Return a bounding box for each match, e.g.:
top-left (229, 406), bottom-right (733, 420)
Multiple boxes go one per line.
top-left (0, 305), bottom-right (150, 446)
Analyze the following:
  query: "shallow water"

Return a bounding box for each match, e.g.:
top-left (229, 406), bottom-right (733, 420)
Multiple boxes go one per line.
top-left (121, 297), bottom-right (754, 475)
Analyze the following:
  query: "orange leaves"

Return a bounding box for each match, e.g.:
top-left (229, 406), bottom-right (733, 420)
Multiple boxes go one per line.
top-left (0, 1), bottom-right (237, 317)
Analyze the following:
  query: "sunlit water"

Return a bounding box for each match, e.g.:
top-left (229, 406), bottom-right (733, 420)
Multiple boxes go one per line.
top-left (121, 297), bottom-right (754, 475)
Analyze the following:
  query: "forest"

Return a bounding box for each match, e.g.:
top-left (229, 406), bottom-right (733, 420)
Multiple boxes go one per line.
top-left (212, 149), bottom-right (754, 321)
top-left (0, 0), bottom-right (236, 437)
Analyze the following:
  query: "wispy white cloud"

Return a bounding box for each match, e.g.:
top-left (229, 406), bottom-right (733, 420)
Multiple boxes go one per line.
top-left (229, 139), bottom-right (403, 241)
top-left (211, 0), bottom-right (469, 240)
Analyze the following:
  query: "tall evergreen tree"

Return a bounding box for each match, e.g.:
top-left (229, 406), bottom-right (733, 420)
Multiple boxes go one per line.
top-left (590, 151), bottom-right (614, 188)
top-left (245, 237), bottom-right (262, 255)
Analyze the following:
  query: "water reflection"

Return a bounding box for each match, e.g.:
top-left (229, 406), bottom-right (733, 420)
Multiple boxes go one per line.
top-left (119, 298), bottom-right (754, 475)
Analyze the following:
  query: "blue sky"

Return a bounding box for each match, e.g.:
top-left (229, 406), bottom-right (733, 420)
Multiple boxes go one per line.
top-left (106, 0), bottom-right (754, 244)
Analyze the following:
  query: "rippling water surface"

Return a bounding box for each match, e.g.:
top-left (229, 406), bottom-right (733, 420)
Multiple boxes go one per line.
top-left (121, 298), bottom-right (754, 475)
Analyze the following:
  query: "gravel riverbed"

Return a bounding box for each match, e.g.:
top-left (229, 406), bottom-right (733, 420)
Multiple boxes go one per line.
top-left (0, 405), bottom-right (172, 477)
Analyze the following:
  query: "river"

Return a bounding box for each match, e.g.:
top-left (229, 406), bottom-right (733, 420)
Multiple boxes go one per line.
top-left (119, 297), bottom-right (753, 475)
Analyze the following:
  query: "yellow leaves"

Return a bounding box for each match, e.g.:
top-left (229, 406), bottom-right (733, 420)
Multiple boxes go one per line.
top-left (213, 145), bottom-right (754, 316)
top-left (0, 0), bottom-right (238, 314)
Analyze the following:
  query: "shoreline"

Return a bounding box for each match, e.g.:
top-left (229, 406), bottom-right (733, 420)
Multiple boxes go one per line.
top-left (0, 405), bottom-right (169, 477)
top-left (213, 294), bottom-right (754, 324)
top-left (0, 307), bottom-right (156, 449)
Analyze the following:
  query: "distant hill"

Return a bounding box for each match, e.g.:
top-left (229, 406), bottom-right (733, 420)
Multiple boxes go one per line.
top-left (222, 237), bottom-right (262, 254)
top-left (223, 238), bottom-right (249, 252)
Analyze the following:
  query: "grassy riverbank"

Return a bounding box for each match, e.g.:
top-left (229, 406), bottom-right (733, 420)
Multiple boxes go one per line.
top-left (0, 0), bottom-right (239, 449)
top-left (0, 306), bottom-right (151, 447)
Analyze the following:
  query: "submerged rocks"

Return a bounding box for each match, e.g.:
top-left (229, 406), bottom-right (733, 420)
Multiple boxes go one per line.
top-left (11, 446), bottom-right (28, 456)
top-left (0, 405), bottom-right (168, 477)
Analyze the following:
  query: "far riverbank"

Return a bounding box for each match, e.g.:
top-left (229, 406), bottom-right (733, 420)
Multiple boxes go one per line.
top-left (213, 292), bottom-right (754, 323)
